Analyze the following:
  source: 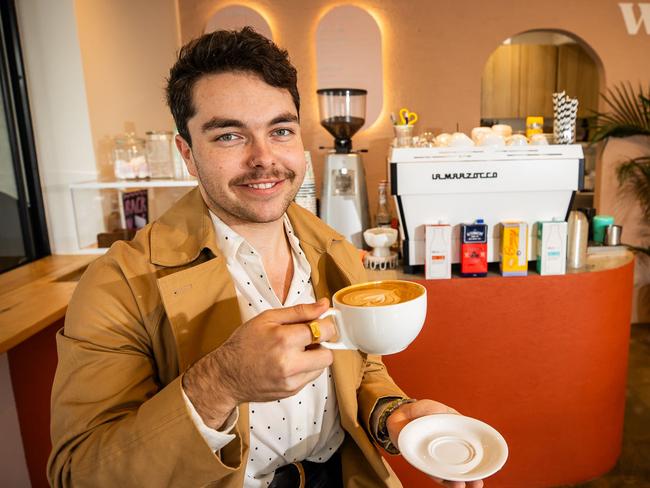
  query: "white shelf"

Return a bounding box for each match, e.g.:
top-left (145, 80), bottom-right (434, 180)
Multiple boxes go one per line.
top-left (70, 178), bottom-right (198, 190)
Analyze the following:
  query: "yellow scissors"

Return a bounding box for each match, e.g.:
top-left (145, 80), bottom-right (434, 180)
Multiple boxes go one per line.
top-left (399, 108), bottom-right (418, 125)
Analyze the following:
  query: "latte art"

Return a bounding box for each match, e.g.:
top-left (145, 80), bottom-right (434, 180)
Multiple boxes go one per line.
top-left (341, 288), bottom-right (402, 306)
top-left (337, 281), bottom-right (422, 307)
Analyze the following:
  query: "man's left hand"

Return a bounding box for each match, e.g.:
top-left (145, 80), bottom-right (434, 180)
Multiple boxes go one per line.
top-left (386, 399), bottom-right (484, 488)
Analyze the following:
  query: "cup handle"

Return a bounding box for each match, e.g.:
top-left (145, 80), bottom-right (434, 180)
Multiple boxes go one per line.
top-left (318, 308), bottom-right (356, 350)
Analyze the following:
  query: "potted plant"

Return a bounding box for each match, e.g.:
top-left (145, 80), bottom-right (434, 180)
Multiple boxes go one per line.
top-left (590, 83), bottom-right (650, 322)
top-left (615, 155), bottom-right (650, 256)
top-left (591, 82), bottom-right (650, 256)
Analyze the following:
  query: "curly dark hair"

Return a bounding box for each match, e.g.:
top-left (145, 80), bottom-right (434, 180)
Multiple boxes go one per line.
top-left (166, 26), bottom-right (299, 146)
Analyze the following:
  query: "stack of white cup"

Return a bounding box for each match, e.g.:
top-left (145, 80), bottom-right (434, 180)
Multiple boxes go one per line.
top-left (294, 151), bottom-right (317, 215)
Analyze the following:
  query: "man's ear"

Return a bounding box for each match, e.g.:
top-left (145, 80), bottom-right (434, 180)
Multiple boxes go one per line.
top-left (175, 134), bottom-right (198, 177)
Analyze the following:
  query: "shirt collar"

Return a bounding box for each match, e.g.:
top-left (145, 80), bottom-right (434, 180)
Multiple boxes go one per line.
top-left (209, 210), bottom-right (244, 258)
top-left (208, 210), bottom-right (301, 260)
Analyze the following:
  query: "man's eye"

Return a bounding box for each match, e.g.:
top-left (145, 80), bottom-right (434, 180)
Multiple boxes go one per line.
top-left (273, 128), bottom-right (293, 137)
top-left (215, 133), bottom-right (239, 142)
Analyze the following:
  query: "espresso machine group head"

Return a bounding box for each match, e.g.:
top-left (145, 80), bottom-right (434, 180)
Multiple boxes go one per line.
top-left (317, 88), bottom-right (370, 248)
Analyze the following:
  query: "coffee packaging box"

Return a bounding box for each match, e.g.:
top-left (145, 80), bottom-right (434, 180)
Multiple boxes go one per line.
top-left (500, 221), bottom-right (528, 276)
top-left (425, 224), bottom-right (452, 279)
top-left (536, 221), bottom-right (568, 275)
top-left (460, 220), bottom-right (488, 277)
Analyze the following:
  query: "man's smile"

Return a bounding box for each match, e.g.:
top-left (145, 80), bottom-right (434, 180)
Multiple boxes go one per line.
top-left (247, 182), bottom-right (277, 189)
top-left (235, 178), bottom-right (287, 195)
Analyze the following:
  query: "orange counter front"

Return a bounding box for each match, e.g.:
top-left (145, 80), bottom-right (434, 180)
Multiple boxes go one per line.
top-left (380, 253), bottom-right (635, 487)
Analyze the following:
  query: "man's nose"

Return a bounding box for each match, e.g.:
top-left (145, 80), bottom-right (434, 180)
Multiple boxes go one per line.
top-left (248, 137), bottom-right (274, 167)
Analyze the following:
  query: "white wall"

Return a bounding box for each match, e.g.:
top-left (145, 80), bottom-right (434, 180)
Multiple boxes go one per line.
top-left (16, 0), bottom-right (98, 254)
top-left (74, 0), bottom-right (179, 181)
top-left (0, 353), bottom-right (30, 488)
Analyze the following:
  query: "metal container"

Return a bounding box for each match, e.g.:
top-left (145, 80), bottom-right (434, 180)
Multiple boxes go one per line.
top-left (605, 225), bottom-right (623, 246)
top-left (567, 210), bottom-right (588, 269)
top-left (577, 207), bottom-right (596, 241)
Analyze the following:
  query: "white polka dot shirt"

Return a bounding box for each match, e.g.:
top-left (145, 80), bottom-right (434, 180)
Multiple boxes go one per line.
top-left (181, 211), bottom-right (344, 487)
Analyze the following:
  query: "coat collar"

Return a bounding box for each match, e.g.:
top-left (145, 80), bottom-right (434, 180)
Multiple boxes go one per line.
top-left (150, 187), bottom-right (345, 268)
top-left (150, 187), bottom-right (218, 267)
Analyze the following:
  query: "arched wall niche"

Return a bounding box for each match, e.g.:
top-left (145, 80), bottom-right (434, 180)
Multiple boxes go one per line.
top-left (204, 5), bottom-right (273, 40)
top-left (481, 29), bottom-right (605, 124)
top-left (315, 5), bottom-right (383, 134)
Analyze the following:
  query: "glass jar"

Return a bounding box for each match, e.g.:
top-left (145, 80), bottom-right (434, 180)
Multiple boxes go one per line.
top-left (145, 131), bottom-right (175, 179)
top-left (112, 133), bottom-right (148, 180)
top-left (376, 180), bottom-right (391, 227)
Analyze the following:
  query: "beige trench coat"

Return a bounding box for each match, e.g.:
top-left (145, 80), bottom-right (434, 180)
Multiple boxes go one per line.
top-left (48, 188), bottom-right (406, 487)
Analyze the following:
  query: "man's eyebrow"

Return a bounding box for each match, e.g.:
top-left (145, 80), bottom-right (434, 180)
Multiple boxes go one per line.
top-left (201, 117), bottom-right (245, 133)
top-left (200, 113), bottom-right (299, 133)
top-left (269, 113), bottom-right (299, 125)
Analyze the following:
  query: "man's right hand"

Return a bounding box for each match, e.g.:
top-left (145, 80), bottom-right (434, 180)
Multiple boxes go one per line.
top-left (182, 298), bottom-right (336, 430)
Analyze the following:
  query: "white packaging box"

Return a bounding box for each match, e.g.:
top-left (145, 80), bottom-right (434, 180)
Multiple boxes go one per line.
top-left (536, 221), bottom-right (568, 275)
top-left (425, 224), bottom-right (452, 279)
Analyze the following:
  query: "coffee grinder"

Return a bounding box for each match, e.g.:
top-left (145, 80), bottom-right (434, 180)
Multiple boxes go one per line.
top-left (317, 88), bottom-right (370, 248)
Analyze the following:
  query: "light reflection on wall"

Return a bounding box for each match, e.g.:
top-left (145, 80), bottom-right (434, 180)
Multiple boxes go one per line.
top-left (314, 4), bottom-right (384, 134)
top-left (203, 3), bottom-right (274, 40)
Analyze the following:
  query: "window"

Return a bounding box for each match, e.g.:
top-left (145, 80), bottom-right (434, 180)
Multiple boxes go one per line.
top-left (0, 0), bottom-right (49, 273)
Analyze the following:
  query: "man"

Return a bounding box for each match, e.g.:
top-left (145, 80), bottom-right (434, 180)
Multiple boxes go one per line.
top-left (48, 28), bottom-right (483, 488)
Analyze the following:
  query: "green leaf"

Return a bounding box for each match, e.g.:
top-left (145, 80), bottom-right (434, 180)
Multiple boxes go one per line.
top-left (590, 82), bottom-right (650, 142)
top-left (624, 245), bottom-right (650, 257)
top-left (641, 94), bottom-right (650, 108)
top-left (617, 156), bottom-right (650, 224)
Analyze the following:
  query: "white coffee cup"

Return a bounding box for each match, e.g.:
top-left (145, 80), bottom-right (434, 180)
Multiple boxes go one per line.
top-left (506, 134), bottom-right (528, 146)
top-left (478, 133), bottom-right (506, 147)
top-left (318, 280), bottom-right (427, 355)
top-left (530, 133), bottom-right (549, 145)
top-left (491, 124), bottom-right (512, 138)
top-left (449, 132), bottom-right (475, 148)
top-left (435, 133), bottom-right (451, 147)
top-left (471, 127), bottom-right (492, 144)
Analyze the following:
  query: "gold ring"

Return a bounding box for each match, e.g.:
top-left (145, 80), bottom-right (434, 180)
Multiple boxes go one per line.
top-left (308, 321), bottom-right (321, 343)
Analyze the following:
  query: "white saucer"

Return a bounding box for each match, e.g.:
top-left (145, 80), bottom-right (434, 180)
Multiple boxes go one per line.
top-left (397, 414), bottom-right (508, 482)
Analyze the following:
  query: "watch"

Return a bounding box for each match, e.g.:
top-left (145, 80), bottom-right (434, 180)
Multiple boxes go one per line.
top-left (376, 397), bottom-right (416, 454)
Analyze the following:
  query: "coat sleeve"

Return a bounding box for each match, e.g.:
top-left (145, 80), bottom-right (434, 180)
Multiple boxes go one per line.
top-left (333, 239), bottom-right (410, 440)
top-left (47, 254), bottom-right (243, 488)
top-left (357, 355), bottom-right (408, 443)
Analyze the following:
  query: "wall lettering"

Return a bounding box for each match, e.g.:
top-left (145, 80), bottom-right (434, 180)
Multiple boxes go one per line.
top-left (619, 3), bottom-right (650, 34)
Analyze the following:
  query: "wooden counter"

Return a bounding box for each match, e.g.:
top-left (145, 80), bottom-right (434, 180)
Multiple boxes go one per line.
top-left (0, 255), bottom-right (96, 353)
top-left (373, 250), bottom-right (635, 487)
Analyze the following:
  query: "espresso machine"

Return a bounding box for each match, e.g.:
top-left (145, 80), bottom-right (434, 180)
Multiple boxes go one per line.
top-left (317, 88), bottom-right (370, 248)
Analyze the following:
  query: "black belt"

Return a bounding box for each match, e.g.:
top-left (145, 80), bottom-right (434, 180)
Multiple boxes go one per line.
top-left (268, 450), bottom-right (342, 488)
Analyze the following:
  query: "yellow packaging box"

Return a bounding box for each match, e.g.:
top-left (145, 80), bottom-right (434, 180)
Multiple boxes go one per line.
top-left (500, 221), bottom-right (528, 276)
top-left (526, 116), bottom-right (544, 139)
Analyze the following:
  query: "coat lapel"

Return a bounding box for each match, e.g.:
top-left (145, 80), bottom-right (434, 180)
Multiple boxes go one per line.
top-left (149, 188), bottom-right (246, 371)
top-left (157, 256), bottom-right (242, 371)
